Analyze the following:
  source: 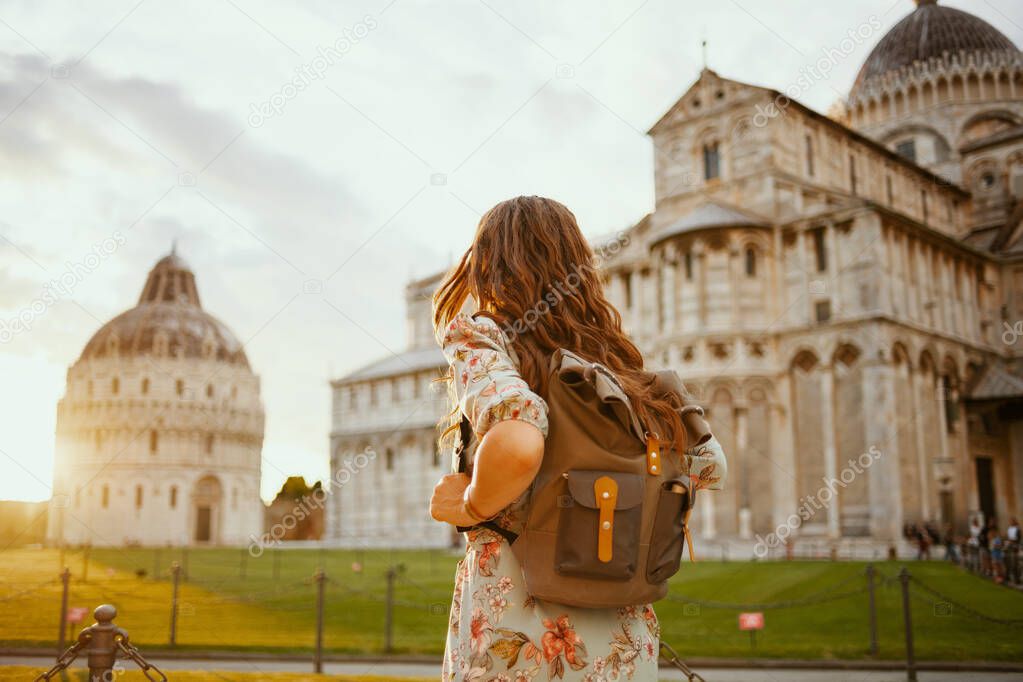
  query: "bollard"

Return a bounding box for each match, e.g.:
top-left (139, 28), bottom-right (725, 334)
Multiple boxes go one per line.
top-left (57, 568), bottom-right (70, 653)
top-left (314, 568), bottom-right (326, 673)
top-left (865, 564), bottom-right (878, 656)
top-left (899, 567), bottom-right (917, 682)
top-left (86, 604), bottom-right (121, 681)
top-left (169, 561), bottom-right (181, 646)
top-left (34, 604), bottom-right (168, 682)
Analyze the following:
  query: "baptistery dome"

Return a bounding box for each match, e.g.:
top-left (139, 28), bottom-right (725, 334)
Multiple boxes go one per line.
top-left (47, 250), bottom-right (265, 548)
top-left (80, 252), bottom-right (249, 367)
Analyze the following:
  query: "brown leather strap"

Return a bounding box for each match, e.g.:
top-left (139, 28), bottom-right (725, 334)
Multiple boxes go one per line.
top-left (594, 476), bottom-right (618, 563)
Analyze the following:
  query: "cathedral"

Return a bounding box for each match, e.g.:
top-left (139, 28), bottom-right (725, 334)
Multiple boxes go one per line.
top-left (47, 252), bottom-right (265, 547)
top-left (327, 0), bottom-right (1023, 553)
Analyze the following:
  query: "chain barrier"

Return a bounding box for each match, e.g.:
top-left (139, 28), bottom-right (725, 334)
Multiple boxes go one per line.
top-left (116, 635), bottom-right (169, 681)
top-left (33, 633), bottom-right (90, 681)
top-left (0, 577), bottom-right (57, 603)
top-left (666, 570), bottom-right (866, 610)
top-left (659, 641), bottom-right (705, 682)
top-left (907, 574), bottom-right (1023, 627)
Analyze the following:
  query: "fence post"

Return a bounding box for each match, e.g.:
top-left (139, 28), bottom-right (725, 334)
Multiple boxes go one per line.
top-left (866, 564), bottom-right (879, 656)
top-left (314, 568), bottom-right (326, 674)
top-left (82, 543), bottom-right (90, 583)
top-left (169, 561), bottom-right (181, 647)
top-left (384, 566), bottom-right (397, 653)
top-left (899, 567), bottom-right (916, 682)
top-left (57, 568), bottom-right (70, 653)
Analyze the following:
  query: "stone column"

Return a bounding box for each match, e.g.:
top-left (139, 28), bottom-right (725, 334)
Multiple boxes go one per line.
top-left (820, 365), bottom-right (840, 538)
top-left (629, 269), bottom-right (641, 336)
top-left (694, 240), bottom-right (707, 331)
top-left (661, 248), bottom-right (676, 332)
top-left (729, 241), bottom-right (741, 330)
top-left (825, 222), bottom-right (839, 316)
top-left (771, 375), bottom-right (798, 534)
top-left (910, 367), bottom-right (931, 521)
top-left (798, 229), bottom-right (811, 324)
top-left (862, 351), bottom-right (904, 542)
top-left (735, 403), bottom-right (752, 539)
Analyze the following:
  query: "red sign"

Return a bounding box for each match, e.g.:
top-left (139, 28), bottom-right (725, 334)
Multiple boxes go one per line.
top-left (67, 607), bottom-right (88, 624)
top-left (738, 612), bottom-right (764, 631)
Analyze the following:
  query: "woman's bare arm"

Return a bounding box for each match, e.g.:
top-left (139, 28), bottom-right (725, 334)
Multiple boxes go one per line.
top-left (430, 420), bottom-right (544, 526)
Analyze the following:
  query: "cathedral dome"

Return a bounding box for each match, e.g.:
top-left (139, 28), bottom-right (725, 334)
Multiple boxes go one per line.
top-left (79, 251), bottom-right (249, 367)
top-left (850, 0), bottom-right (1019, 98)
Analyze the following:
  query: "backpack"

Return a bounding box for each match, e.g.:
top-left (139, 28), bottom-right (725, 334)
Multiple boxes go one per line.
top-left (455, 348), bottom-right (712, 609)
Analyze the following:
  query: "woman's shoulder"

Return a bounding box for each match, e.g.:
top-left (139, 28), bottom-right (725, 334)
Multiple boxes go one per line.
top-left (438, 312), bottom-right (511, 356)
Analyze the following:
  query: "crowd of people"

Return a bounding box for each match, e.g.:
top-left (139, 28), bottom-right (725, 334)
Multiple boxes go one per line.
top-left (904, 518), bottom-right (1021, 586)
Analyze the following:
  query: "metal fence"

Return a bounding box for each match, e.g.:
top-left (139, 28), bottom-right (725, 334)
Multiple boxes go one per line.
top-left (30, 562), bottom-right (1023, 681)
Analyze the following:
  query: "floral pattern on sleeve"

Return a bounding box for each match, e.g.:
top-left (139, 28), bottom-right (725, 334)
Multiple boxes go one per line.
top-left (684, 435), bottom-right (727, 493)
top-left (440, 313), bottom-right (549, 439)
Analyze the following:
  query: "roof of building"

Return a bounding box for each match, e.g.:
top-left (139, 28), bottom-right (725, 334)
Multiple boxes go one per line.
top-left (967, 361), bottom-right (1023, 401)
top-left (851, 0), bottom-right (1020, 96)
top-left (79, 250), bottom-right (249, 367)
top-left (650, 201), bottom-right (769, 247)
top-left (335, 345), bottom-right (445, 384)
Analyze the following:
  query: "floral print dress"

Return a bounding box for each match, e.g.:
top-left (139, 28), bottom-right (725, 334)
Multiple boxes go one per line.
top-left (438, 313), bottom-right (726, 682)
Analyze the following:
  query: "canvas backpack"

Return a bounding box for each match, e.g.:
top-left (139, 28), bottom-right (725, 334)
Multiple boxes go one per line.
top-left (455, 348), bottom-right (712, 609)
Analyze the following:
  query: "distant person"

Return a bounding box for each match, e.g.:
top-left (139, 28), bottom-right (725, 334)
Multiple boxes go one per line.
top-left (1007, 518), bottom-right (1020, 584)
top-left (915, 523), bottom-right (931, 560)
top-left (429, 196), bottom-right (727, 680)
top-left (968, 518), bottom-right (982, 572)
top-left (979, 520), bottom-right (992, 576)
top-left (990, 527), bottom-right (1005, 583)
top-left (942, 523), bottom-right (959, 563)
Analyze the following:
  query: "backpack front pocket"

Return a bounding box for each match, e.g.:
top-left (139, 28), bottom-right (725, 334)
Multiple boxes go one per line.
top-left (555, 470), bottom-right (644, 581)
top-left (646, 478), bottom-right (692, 583)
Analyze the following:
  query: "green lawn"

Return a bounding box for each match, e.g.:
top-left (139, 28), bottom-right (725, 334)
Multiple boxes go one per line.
top-left (2, 547), bottom-right (1021, 661)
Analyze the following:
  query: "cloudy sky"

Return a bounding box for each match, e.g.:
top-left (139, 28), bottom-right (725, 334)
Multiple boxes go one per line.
top-left (0, 0), bottom-right (1020, 503)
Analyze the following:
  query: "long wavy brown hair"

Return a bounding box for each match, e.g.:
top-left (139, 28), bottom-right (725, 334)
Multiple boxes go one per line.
top-left (433, 195), bottom-right (687, 453)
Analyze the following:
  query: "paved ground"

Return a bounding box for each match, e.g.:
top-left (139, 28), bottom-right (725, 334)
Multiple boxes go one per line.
top-left (4, 655), bottom-right (1023, 681)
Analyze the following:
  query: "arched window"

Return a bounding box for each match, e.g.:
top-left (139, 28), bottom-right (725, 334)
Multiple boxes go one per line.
top-left (135, 485), bottom-right (143, 509)
top-left (169, 485), bottom-right (178, 509)
top-left (702, 142), bottom-right (720, 180)
top-left (141, 377), bottom-right (149, 395)
top-left (385, 447), bottom-right (394, 471)
top-left (149, 430), bottom-right (158, 455)
top-left (111, 377), bottom-right (119, 395)
top-left (206, 384), bottom-right (214, 399)
top-left (176, 379), bottom-right (185, 397)
top-left (205, 433), bottom-right (214, 455)
top-left (101, 484), bottom-right (109, 509)
top-left (744, 247), bottom-right (757, 277)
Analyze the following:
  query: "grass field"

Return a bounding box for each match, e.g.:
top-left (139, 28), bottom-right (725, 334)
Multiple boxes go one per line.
top-left (2, 546), bottom-right (1022, 662)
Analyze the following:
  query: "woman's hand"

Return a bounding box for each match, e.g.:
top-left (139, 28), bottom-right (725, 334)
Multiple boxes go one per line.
top-left (430, 473), bottom-right (476, 526)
